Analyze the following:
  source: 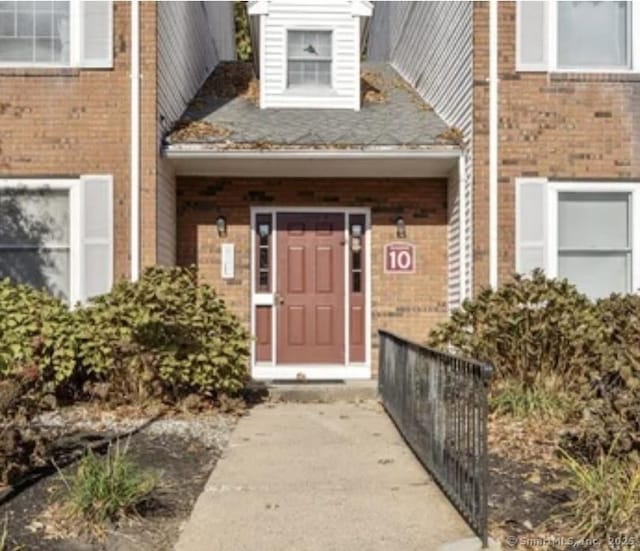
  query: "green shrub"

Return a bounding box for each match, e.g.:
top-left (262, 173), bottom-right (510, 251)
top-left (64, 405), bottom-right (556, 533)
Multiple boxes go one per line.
top-left (75, 266), bottom-right (250, 401)
top-left (557, 448), bottom-right (640, 540)
top-left (234, 1), bottom-right (252, 61)
top-left (60, 441), bottom-right (157, 525)
top-left (0, 278), bottom-right (77, 386)
top-left (428, 270), bottom-right (602, 390)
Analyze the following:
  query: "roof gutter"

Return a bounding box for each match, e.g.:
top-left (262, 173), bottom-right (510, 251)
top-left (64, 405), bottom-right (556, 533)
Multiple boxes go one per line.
top-left (163, 147), bottom-right (462, 160)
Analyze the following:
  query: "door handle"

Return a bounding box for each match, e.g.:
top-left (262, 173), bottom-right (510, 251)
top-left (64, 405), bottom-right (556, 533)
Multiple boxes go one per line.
top-left (275, 293), bottom-right (285, 305)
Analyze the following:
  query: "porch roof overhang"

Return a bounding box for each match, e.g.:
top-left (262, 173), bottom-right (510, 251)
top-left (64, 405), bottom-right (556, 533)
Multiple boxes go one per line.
top-left (163, 146), bottom-right (461, 178)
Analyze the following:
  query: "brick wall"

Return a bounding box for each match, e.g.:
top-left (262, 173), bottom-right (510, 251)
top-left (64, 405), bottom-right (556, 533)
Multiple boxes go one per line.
top-left (472, 2), bottom-right (640, 290)
top-left (472, 1), bottom-right (490, 295)
top-left (0, 1), bottom-right (162, 281)
top-left (176, 178), bottom-right (450, 374)
top-left (140, 2), bottom-right (159, 269)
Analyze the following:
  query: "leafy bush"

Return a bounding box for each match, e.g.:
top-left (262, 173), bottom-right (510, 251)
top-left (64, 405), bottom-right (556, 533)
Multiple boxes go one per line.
top-left (0, 278), bottom-right (77, 386)
top-left (428, 270), bottom-right (602, 390)
top-left (561, 294), bottom-right (640, 463)
top-left (557, 448), bottom-right (640, 540)
top-left (75, 266), bottom-right (250, 401)
top-left (234, 1), bottom-right (252, 61)
top-left (60, 441), bottom-right (157, 525)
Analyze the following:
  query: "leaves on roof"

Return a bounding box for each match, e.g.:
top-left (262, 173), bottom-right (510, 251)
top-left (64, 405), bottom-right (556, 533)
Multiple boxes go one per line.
top-left (168, 120), bottom-right (231, 144)
top-left (361, 71), bottom-right (387, 104)
top-left (190, 62), bottom-right (260, 108)
top-left (437, 127), bottom-right (465, 146)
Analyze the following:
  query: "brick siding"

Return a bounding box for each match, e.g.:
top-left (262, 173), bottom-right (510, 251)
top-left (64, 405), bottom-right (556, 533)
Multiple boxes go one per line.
top-left (176, 177), bottom-right (450, 374)
top-left (0, 1), bottom-right (161, 281)
top-left (472, 1), bottom-right (640, 291)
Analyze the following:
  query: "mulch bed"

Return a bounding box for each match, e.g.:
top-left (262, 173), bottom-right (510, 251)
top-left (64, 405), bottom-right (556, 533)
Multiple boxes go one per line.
top-left (0, 407), bottom-right (237, 550)
top-left (488, 415), bottom-right (578, 550)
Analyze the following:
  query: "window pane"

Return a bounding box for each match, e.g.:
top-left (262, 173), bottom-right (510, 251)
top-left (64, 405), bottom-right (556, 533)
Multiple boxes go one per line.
top-left (0, 189), bottom-right (70, 245)
top-left (558, 192), bottom-right (630, 250)
top-left (35, 37), bottom-right (53, 61)
top-left (35, 11), bottom-right (51, 35)
top-left (0, 12), bottom-right (14, 36)
top-left (0, 37), bottom-right (32, 61)
top-left (352, 271), bottom-right (361, 293)
top-left (0, 248), bottom-right (70, 301)
top-left (288, 30), bottom-right (332, 59)
top-left (0, 0), bottom-right (68, 63)
top-left (317, 61), bottom-right (331, 85)
top-left (559, 251), bottom-right (630, 298)
top-left (16, 12), bottom-right (32, 36)
top-left (287, 30), bottom-right (303, 57)
top-left (558, 1), bottom-right (629, 68)
top-left (259, 248), bottom-right (269, 270)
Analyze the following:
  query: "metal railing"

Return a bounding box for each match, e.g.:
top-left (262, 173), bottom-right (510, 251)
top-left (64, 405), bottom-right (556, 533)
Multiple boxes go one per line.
top-left (378, 330), bottom-right (493, 547)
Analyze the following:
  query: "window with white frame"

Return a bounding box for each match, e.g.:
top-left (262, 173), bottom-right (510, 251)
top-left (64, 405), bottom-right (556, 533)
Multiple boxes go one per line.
top-left (557, 191), bottom-right (632, 297)
top-left (517, 1), bottom-right (639, 72)
top-left (287, 30), bottom-right (332, 88)
top-left (0, 1), bottom-right (70, 64)
top-left (0, 0), bottom-right (113, 68)
top-left (516, 180), bottom-right (640, 299)
top-left (0, 187), bottom-right (71, 300)
top-left (0, 177), bottom-right (114, 304)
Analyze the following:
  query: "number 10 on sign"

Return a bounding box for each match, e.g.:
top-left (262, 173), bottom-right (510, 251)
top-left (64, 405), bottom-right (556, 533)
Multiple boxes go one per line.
top-left (384, 242), bottom-right (416, 274)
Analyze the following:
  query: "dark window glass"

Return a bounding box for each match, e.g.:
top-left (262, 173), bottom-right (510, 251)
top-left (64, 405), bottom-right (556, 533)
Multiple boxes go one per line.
top-left (260, 248), bottom-right (269, 269)
top-left (352, 272), bottom-right (361, 293)
top-left (352, 250), bottom-right (361, 270)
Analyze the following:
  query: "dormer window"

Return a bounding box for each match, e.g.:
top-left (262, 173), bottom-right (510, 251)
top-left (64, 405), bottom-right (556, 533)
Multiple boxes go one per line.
top-left (248, 0), bottom-right (373, 110)
top-left (287, 30), bottom-right (332, 88)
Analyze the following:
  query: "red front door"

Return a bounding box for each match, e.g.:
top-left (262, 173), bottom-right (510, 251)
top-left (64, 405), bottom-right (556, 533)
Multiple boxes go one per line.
top-left (276, 213), bottom-right (345, 364)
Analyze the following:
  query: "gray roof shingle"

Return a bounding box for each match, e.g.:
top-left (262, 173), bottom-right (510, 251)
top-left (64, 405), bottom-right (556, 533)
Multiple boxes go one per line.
top-left (165, 62), bottom-right (459, 151)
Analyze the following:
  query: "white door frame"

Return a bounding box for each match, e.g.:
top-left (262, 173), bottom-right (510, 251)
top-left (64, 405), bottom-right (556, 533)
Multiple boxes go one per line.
top-left (250, 207), bottom-right (372, 380)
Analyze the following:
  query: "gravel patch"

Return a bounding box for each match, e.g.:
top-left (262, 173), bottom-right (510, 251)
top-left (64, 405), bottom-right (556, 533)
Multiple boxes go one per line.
top-left (146, 416), bottom-right (236, 449)
top-left (2, 404), bottom-right (240, 550)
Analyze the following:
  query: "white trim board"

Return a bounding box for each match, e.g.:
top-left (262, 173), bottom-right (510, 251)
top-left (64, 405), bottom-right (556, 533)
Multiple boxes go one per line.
top-left (252, 365), bottom-right (371, 381)
top-left (250, 207), bottom-right (372, 380)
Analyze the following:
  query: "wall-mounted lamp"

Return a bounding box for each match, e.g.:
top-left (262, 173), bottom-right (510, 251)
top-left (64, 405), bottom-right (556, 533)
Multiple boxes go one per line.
top-left (395, 216), bottom-right (406, 239)
top-left (216, 215), bottom-right (227, 238)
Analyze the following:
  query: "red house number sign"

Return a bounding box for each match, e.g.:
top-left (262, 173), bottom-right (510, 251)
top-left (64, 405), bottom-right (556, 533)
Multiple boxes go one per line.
top-left (384, 242), bottom-right (416, 274)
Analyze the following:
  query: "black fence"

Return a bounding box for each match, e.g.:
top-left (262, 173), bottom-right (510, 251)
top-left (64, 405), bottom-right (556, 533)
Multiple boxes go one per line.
top-left (378, 330), bottom-right (493, 548)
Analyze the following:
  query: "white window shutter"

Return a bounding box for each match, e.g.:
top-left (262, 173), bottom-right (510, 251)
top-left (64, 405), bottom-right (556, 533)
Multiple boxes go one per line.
top-left (79, 175), bottom-right (114, 301)
top-left (516, 0), bottom-right (548, 71)
top-left (516, 179), bottom-right (548, 275)
top-left (79, 1), bottom-right (113, 68)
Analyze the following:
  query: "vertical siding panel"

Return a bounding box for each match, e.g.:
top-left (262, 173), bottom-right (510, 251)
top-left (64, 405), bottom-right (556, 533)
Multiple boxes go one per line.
top-left (369, 1), bottom-right (474, 307)
top-left (157, 1), bottom-right (235, 137)
top-left (156, 1), bottom-right (235, 266)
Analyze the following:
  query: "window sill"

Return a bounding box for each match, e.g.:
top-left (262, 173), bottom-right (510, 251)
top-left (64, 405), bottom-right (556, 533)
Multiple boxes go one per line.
top-left (549, 71), bottom-right (640, 83)
top-left (0, 67), bottom-right (80, 77)
top-left (283, 85), bottom-right (338, 97)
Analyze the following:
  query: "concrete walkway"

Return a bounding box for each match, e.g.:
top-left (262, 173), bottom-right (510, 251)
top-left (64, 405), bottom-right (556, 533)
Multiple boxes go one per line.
top-left (175, 401), bottom-right (474, 551)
